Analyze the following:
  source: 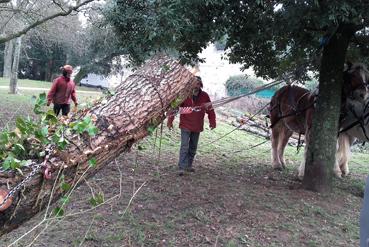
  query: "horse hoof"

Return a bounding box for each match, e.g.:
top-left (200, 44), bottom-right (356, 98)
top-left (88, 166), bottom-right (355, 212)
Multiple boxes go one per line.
top-left (334, 171), bottom-right (342, 178)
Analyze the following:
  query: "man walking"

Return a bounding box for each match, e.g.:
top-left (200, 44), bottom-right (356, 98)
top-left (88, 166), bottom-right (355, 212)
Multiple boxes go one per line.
top-left (167, 76), bottom-right (216, 176)
top-left (47, 64), bottom-right (78, 116)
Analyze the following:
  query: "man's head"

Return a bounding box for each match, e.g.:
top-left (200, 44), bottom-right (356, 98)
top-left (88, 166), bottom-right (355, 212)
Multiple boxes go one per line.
top-left (62, 65), bottom-right (73, 78)
top-left (193, 76), bottom-right (203, 96)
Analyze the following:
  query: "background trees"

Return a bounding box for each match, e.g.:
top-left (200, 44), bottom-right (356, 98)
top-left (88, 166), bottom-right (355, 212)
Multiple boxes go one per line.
top-left (0, 0), bottom-right (97, 93)
top-left (105, 0), bottom-right (369, 192)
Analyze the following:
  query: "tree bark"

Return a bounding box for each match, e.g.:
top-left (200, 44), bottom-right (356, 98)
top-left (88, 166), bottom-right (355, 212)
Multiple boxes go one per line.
top-left (45, 59), bottom-right (54, 82)
top-left (0, 55), bottom-right (197, 236)
top-left (74, 66), bottom-right (89, 85)
top-left (3, 40), bottom-right (14, 78)
top-left (303, 25), bottom-right (355, 193)
top-left (9, 36), bottom-right (22, 94)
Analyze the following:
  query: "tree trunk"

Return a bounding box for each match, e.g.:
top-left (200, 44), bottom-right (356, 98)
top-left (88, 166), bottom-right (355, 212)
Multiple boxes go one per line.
top-left (73, 66), bottom-right (89, 85)
top-left (3, 40), bottom-right (14, 78)
top-left (9, 36), bottom-right (22, 94)
top-left (303, 25), bottom-right (355, 193)
top-left (0, 55), bottom-right (197, 236)
top-left (45, 59), bottom-right (54, 82)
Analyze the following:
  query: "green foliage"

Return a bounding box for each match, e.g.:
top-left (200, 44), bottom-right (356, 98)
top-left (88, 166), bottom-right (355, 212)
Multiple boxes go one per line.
top-left (89, 192), bottom-right (104, 207)
top-left (147, 125), bottom-right (157, 136)
top-left (170, 96), bottom-right (184, 108)
top-left (0, 93), bottom-right (99, 172)
top-left (88, 157), bottom-right (97, 168)
top-left (52, 126), bottom-right (69, 150)
top-left (60, 196), bottom-right (70, 205)
top-left (60, 182), bottom-right (71, 192)
top-left (225, 75), bottom-right (279, 96)
top-left (53, 207), bottom-right (65, 218)
top-left (70, 116), bottom-right (98, 137)
top-left (105, 1), bottom-right (369, 79)
top-left (33, 92), bottom-right (47, 114)
top-left (2, 155), bottom-right (27, 171)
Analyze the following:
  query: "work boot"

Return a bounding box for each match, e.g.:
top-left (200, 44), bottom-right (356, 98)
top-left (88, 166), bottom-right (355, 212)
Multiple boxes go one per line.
top-left (178, 169), bottom-right (184, 176)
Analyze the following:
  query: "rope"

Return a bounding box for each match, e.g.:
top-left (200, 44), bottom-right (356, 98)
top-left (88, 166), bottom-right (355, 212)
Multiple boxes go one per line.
top-left (205, 77), bottom-right (287, 109)
top-left (232, 139), bottom-right (270, 154)
top-left (205, 103), bottom-right (269, 146)
top-left (166, 76), bottom-right (287, 119)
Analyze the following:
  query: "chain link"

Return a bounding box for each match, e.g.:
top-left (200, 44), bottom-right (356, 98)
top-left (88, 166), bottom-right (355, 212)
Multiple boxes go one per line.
top-left (0, 147), bottom-right (53, 209)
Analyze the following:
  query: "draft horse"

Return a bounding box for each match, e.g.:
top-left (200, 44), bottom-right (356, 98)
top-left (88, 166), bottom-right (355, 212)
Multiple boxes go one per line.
top-left (337, 63), bottom-right (369, 176)
top-left (269, 63), bottom-right (369, 179)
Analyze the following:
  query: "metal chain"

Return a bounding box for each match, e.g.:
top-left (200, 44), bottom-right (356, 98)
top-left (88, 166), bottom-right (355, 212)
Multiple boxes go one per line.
top-left (0, 147), bottom-right (53, 209)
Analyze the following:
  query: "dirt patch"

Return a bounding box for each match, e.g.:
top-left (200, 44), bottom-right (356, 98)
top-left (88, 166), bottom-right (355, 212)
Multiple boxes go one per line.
top-left (1, 147), bottom-right (363, 247)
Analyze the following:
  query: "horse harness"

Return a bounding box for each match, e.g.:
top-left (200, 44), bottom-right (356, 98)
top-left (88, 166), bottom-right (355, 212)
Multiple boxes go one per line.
top-left (269, 85), bottom-right (316, 129)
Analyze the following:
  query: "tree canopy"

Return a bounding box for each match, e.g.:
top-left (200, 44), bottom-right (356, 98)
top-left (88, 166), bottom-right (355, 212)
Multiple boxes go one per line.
top-left (105, 0), bottom-right (369, 192)
top-left (105, 0), bottom-right (369, 80)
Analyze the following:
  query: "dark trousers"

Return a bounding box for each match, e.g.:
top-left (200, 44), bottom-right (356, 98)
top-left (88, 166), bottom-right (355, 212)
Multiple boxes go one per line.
top-left (53, 103), bottom-right (70, 116)
top-left (178, 129), bottom-right (200, 170)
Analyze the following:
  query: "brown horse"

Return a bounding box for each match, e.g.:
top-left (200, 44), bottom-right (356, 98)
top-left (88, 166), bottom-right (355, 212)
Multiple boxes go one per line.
top-left (269, 63), bottom-right (369, 179)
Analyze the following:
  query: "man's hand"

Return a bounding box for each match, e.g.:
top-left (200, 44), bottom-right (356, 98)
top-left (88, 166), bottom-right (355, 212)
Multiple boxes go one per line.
top-left (167, 122), bottom-right (173, 130)
top-left (47, 102), bottom-right (51, 106)
top-left (73, 103), bottom-right (78, 113)
top-left (210, 123), bottom-right (216, 130)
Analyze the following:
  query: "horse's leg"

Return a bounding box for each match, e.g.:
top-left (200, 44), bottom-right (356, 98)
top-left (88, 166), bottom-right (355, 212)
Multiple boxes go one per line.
top-left (271, 122), bottom-right (283, 170)
top-left (278, 126), bottom-right (293, 168)
top-left (298, 130), bottom-right (310, 180)
top-left (337, 133), bottom-right (355, 177)
top-left (335, 137), bottom-right (342, 177)
top-left (335, 134), bottom-right (345, 178)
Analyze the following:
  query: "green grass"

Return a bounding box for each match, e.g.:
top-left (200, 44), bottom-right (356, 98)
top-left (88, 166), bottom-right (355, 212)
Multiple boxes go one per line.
top-left (0, 81), bottom-right (102, 130)
top-left (0, 77), bottom-right (100, 91)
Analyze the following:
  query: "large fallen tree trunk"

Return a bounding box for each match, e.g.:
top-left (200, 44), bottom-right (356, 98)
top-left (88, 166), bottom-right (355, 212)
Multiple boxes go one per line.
top-left (0, 55), bottom-right (197, 236)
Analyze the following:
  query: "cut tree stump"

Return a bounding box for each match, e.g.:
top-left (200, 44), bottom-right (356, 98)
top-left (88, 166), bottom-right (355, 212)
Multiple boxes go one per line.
top-left (0, 55), bottom-right (198, 236)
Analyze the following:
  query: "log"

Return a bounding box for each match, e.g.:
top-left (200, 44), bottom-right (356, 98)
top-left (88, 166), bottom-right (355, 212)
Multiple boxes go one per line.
top-left (0, 55), bottom-right (197, 236)
top-left (231, 115), bottom-right (304, 147)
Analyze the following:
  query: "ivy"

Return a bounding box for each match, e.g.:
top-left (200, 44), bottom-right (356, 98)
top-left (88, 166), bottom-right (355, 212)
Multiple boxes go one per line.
top-left (170, 96), bottom-right (184, 108)
top-left (70, 116), bottom-right (98, 137)
top-left (0, 93), bottom-right (100, 172)
top-left (33, 92), bottom-right (47, 114)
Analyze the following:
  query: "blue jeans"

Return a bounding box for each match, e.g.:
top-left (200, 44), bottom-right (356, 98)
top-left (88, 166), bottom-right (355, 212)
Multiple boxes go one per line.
top-left (178, 129), bottom-right (200, 170)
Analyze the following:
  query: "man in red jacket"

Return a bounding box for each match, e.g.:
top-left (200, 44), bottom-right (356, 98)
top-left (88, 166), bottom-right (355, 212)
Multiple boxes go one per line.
top-left (167, 76), bottom-right (216, 176)
top-left (47, 65), bottom-right (78, 116)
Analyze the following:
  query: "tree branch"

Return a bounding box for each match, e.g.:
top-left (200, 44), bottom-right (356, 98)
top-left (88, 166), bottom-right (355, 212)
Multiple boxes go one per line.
top-left (0, 0), bottom-right (95, 44)
top-left (0, 0), bottom-right (11, 3)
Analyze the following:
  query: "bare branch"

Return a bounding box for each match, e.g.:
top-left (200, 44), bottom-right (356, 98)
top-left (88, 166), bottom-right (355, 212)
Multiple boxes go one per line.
top-left (0, 0), bottom-right (95, 44)
top-left (0, 0), bottom-right (11, 3)
top-left (52, 0), bottom-right (67, 13)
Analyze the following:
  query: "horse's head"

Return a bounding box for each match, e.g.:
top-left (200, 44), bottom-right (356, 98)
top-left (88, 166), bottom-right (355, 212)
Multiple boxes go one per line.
top-left (343, 62), bottom-right (369, 103)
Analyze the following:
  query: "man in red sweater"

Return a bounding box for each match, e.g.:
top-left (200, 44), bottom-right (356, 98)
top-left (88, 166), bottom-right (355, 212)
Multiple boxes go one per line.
top-left (167, 76), bottom-right (216, 176)
top-left (47, 65), bottom-right (78, 116)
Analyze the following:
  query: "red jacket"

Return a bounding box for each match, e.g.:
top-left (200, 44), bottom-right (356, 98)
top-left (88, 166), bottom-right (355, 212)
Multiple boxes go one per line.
top-left (168, 90), bottom-right (216, 132)
top-left (47, 76), bottom-right (77, 105)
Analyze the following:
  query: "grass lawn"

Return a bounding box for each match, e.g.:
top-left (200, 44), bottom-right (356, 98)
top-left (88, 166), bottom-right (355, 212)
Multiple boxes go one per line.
top-left (0, 77), bottom-right (100, 91)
